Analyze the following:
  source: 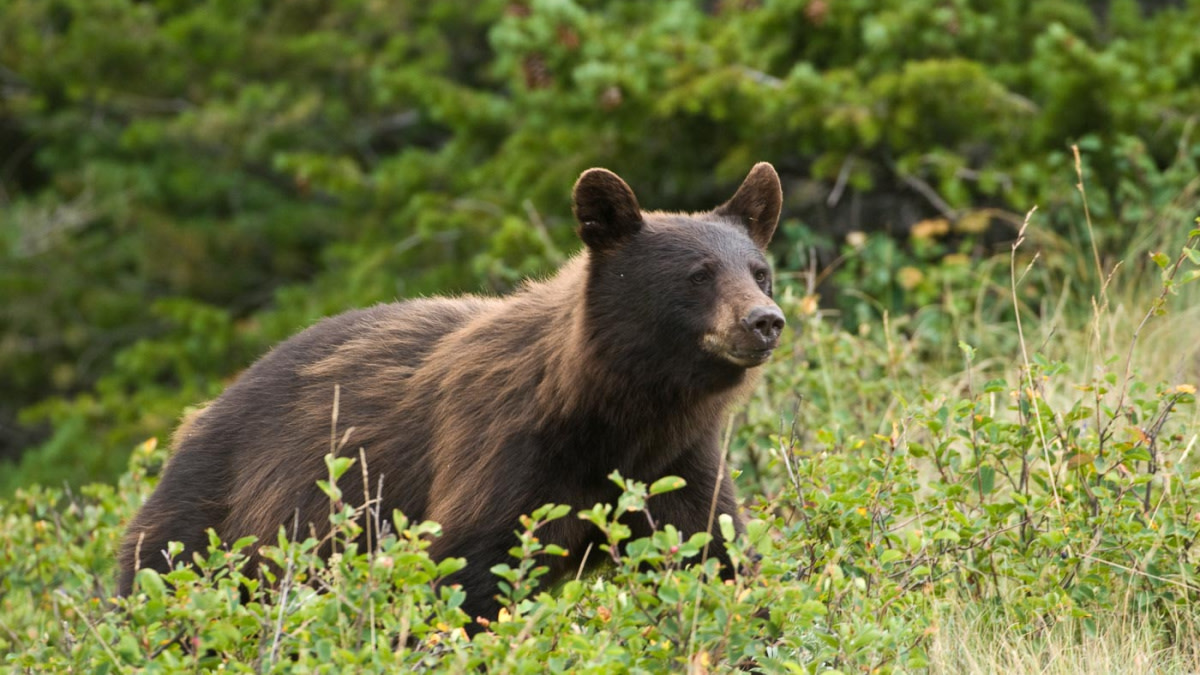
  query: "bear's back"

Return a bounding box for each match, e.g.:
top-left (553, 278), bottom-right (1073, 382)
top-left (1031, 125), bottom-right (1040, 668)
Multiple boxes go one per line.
top-left (183, 297), bottom-right (496, 451)
top-left (165, 296), bottom-right (500, 545)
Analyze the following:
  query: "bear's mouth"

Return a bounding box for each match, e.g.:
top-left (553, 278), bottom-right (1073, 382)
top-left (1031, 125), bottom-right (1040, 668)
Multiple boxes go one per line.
top-left (722, 347), bottom-right (774, 367)
top-left (702, 335), bottom-right (775, 367)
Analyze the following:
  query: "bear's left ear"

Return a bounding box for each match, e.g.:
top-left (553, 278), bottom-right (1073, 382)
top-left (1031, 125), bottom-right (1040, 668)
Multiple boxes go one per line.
top-left (573, 168), bottom-right (643, 251)
top-left (713, 162), bottom-right (782, 250)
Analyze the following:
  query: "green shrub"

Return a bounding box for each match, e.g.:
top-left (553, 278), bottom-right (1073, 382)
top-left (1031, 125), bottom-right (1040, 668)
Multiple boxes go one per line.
top-left (3, 2), bottom-right (1200, 669)
top-left (3, 227), bottom-right (1198, 671)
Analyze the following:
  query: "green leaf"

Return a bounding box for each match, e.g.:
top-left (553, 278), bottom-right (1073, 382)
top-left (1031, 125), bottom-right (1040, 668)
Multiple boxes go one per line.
top-left (437, 557), bottom-right (466, 576)
top-left (560, 580), bottom-right (584, 603)
top-left (316, 479), bottom-right (340, 501)
top-left (649, 475), bottom-right (687, 495)
top-left (325, 454), bottom-right (356, 481)
top-left (231, 535), bottom-right (258, 552)
top-left (933, 529), bottom-right (961, 543)
top-left (744, 518), bottom-right (769, 547)
top-left (977, 465), bottom-right (995, 495)
top-left (531, 503), bottom-right (571, 521)
top-left (1123, 446), bottom-right (1152, 463)
top-left (719, 513), bottom-right (736, 543)
top-left (164, 568), bottom-right (199, 586)
top-left (798, 600), bottom-right (829, 617)
top-left (958, 341), bottom-right (975, 361)
top-left (135, 569), bottom-right (167, 597)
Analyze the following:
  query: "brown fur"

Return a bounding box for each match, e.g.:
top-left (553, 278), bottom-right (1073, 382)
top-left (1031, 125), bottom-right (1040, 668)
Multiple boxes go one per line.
top-left (119, 163), bottom-right (786, 625)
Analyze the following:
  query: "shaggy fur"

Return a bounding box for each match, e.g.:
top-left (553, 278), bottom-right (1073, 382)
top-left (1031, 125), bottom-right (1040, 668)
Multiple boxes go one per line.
top-left (119, 163), bottom-right (787, 624)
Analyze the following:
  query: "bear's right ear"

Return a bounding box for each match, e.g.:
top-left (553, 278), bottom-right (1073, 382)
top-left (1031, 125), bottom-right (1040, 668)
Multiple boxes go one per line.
top-left (573, 168), bottom-right (643, 250)
top-left (712, 162), bottom-right (782, 250)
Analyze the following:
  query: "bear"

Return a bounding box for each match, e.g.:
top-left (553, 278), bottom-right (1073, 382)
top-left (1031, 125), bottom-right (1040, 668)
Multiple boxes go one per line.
top-left (118, 162), bottom-right (786, 626)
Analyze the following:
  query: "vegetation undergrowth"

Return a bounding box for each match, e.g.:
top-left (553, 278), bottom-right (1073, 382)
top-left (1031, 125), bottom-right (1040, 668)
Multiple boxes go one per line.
top-left (3, 192), bottom-right (1198, 670)
top-left (6, 0), bottom-right (1200, 490)
top-left (928, 603), bottom-right (1200, 674)
top-left (4, 1), bottom-right (1200, 671)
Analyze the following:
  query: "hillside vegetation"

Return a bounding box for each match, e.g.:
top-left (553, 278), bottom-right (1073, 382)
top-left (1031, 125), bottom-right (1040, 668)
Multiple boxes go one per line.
top-left (3, 223), bottom-right (1199, 670)
top-left (3, 0), bottom-right (1199, 487)
top-left (3, 0), bottom-right (1200, 672)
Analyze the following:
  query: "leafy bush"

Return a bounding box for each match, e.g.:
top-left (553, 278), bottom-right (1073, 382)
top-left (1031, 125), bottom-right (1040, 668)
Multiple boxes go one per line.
top-left (3, 1), bottom-right (1200, 670)
top-left (3, 225), bottom-right (1198, 671)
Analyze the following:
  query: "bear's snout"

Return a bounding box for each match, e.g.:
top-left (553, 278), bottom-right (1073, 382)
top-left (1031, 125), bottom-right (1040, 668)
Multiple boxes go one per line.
top-left (741, 305), bottom-right (785, 346)
top-left (701, 301), bottom-right (786, 368)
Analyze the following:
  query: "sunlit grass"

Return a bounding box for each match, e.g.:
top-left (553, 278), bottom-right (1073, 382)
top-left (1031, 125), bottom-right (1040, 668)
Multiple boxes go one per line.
top-left (929, 602), bottom-right (1200, 675)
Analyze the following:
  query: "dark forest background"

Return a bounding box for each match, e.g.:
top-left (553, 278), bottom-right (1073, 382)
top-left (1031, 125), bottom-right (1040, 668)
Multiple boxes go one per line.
top-left (3, 0), bottom-right (1199, 490)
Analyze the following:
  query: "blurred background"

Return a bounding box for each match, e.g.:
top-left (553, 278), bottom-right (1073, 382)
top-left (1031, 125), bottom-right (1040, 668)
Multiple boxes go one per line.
top-left (2, 0), bottom-right (1198, 491)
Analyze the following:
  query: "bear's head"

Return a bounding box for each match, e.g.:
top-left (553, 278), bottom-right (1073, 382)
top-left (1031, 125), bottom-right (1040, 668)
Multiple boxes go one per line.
top-left (573, 163), bottom-right (785, 391)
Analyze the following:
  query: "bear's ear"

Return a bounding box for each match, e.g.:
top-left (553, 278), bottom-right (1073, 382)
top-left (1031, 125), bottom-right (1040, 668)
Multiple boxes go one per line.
top-left (573, 168), bottom-right (643, 250)
top-left (713, 162), bottom-right (782, 250)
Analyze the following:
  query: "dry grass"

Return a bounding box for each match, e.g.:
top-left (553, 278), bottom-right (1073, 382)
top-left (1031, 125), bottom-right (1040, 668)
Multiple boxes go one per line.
top-left (928, 604), bottom-right (1200, 675)
top-left (923, 184), bottom-right (1200, 675)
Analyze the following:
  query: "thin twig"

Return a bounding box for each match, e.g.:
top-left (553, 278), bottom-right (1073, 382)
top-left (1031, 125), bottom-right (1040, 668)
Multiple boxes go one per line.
top-left (523, 199), bottom-right (565, 264)
top-left (1010, 206), bottom-right (1064, 518)
top-left (1078, 554), bottom-right (1200, 594)
top-left (686, 414), bottom-right (737, 662)
top-left (574, 542), bottom-right (594, 582)
top-left (900, 173), bottom-right (958, 220)
top-left (827, 155), bottom-right (854, 207)
top-left (1109, 236), bottom-right (1200, 436)
top-left (55, 591), bottom-right (125, 673)
top-left (1071, 144), bottom-right (1106, 307)
top-left (266, 512), bottom-right (300, 670)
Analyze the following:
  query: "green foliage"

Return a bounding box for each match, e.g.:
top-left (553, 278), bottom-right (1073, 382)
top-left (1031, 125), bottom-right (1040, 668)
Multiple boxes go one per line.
top-left (3, 2), bottom-right (1200, 668)
top-left (3, 0), bottom-right (1200, 487)
top-left (3, 232), bottom-right (1200, 671)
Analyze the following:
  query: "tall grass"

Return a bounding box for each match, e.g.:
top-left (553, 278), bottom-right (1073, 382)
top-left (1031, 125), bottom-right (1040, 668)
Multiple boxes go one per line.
top-left (929, 603), bottom-right (1200, 674)
top-left (2, 174), bottom-right (1198, 670)
top-left (757, 172), bottom-right (1200, 672)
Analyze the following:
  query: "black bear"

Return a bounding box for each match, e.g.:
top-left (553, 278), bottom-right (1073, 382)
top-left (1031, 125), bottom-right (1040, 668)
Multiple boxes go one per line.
top-left (119, 163), bottom-right (786, 625)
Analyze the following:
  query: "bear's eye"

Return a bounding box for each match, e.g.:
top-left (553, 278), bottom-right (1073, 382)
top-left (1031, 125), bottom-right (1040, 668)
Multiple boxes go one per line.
top-left (690, 270), bottom-right (711, 285)
top-left (754, 270), bottom-right (768, 284)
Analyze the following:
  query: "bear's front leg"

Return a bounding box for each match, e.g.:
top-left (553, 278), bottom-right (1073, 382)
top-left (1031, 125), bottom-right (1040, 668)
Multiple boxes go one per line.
top-left (631, 449), bottom-right (745, 578)
top-left (426, 510), bottom-right (585, 632)
top-left (426, 526), bottom-right (515, 630)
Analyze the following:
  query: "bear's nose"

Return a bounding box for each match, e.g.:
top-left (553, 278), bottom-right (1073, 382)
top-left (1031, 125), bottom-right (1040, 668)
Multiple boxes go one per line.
top-left (742, 305), bottom-right (785, 344)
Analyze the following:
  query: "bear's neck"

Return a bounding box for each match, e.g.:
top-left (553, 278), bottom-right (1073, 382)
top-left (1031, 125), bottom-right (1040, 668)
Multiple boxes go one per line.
top-left (530, 264), bottom-right (751, 434)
